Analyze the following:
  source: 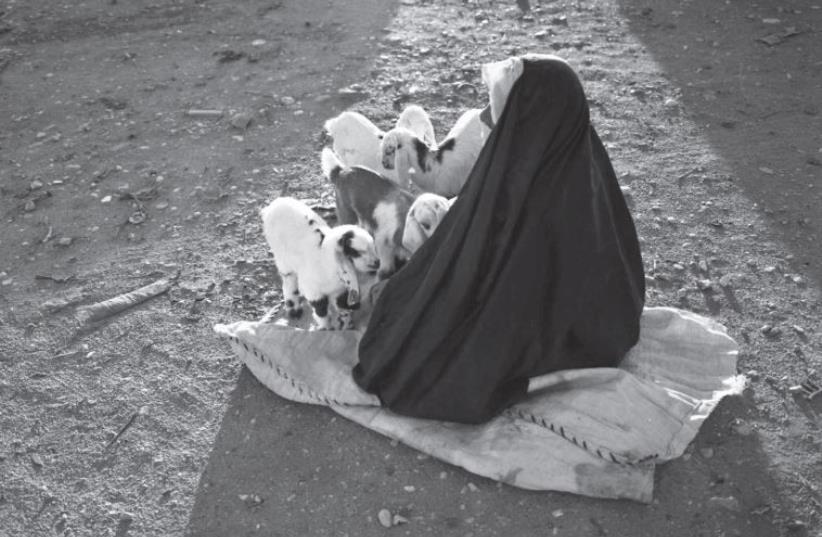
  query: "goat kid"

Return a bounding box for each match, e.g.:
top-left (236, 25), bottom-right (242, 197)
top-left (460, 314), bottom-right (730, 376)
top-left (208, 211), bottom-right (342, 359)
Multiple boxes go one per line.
top-left (261, 196), bottom-right (379, 330)
top-left (402, 193), bottom-right (455, 254)
top-left (321, 147), bottom-right (413, 280)
top-left (380, 108), bottom-right (490, 198)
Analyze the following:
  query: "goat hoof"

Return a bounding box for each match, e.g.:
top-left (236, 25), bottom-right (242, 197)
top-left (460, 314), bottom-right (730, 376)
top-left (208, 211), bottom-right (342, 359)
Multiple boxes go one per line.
top-left (287, 307), bottom-right (303, 319)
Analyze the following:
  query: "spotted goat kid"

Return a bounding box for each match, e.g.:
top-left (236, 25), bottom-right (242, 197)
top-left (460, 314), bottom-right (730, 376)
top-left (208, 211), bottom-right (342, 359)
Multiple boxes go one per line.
top-left (261, 196), bottom-right (380, 330)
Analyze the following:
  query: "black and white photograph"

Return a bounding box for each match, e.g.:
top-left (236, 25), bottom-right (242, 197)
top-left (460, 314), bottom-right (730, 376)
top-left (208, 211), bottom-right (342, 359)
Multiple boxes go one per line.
top-left (0, 0), bottom-right (820, 535)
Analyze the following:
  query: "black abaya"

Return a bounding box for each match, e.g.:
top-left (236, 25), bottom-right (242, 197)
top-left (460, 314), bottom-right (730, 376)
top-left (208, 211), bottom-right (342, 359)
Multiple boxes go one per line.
top-left (353, 57), bottom-right (645, 424)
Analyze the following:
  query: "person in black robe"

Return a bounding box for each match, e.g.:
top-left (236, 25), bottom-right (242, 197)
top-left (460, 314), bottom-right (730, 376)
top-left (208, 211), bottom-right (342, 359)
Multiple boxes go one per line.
top-left (353, 55), bottom-right (645, 424)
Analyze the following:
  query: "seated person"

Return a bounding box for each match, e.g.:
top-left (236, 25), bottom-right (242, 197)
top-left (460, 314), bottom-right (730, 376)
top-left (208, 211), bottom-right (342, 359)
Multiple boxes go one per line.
top-left (353, 55), bottom-right (645, 424)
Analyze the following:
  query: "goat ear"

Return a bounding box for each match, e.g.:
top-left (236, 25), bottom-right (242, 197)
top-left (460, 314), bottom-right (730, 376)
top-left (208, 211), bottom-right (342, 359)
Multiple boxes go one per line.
top-left (335, 235), bottom-right (361, 307)
top-left (402, 212), bottom-right (424, 253)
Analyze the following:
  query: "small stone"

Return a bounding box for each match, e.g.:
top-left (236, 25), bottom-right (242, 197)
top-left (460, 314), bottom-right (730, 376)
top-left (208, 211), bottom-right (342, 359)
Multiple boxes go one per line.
top-left (280, 96), bottom-right (296, 106)
top-left (673, 263), bottom-right (685, 272)
top-left (251, 39), bottom-right (267, 46)
top-left (698, 260), bottom-right (709, 273)
top-left (791, 275), bottom-right (806, 286)
top-left (699, 447), bottom-right (714, 459)
top-left (30, 180), bottom-right (44, 190)
top-left (763, 266), bottom-right (777, 274)
top-left (30, 453), bottom-right (44, 468)
top-left (378, 508), bottom-right (393, 528)
top-left (732, 420), bottom-right (754, 436)
top-left (746, 369), bottom-right (760, 380)
top-left (392, 514), bottom-right (409, 525)
top-left (466, 482), bottom-right (479, 492)
top-left (708, 495), bottom-right (740, 512)
top-left (403, 486), bottom-right (415, 492)
top-left (229, 111), bottom-right (254, 130)
top-left (101, 195), bottom-right (112, 203)
top-left (718, 274), bottom-right (734, 288)
top-left (56, 237), bottom-right (73, 247)
top-left (758, 166), bottom-right (774, 175)
top-left (552, 509), bottom-right (564, 518)
top-left (786, 520), bottom-right (806, 532)
top-left (24, 200), bottom-right (36, 212)
top-left (155, 201), bottom-right (169, 210)
top-left (792, 325), bottom-right (805, 336)
top-left (760, 324), bottom-right (781, 338)
top-left (697, 279), bottom-right (714, 291)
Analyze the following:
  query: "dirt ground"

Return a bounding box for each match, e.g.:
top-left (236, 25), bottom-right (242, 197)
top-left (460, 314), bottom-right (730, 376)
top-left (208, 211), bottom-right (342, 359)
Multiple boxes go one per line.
top-left (1, 0), bottom-right (820, 536)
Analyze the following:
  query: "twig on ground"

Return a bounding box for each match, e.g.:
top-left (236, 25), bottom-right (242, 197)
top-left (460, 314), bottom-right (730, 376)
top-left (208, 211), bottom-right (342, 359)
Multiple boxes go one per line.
top-left (53, 350), bottom-right (81, 360)
top-left (75, 272), bottom-right (179, 326)
top-left (105, 405), bottom-right (147, 450)
top-left (676, 167), bottom-right (701, 187)
top-left (41, 225), bottom-right (53, 244)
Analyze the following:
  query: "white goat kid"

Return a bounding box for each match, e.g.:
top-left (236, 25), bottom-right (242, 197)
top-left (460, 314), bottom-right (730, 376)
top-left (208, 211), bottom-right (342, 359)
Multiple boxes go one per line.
top-left (322, 106), bottom-right (436, 189)
top-left (261, 197), bottom-right (379, 330)
top-left (402, 193), bottom-right (455, 254)
top-left (380, 108), bottom-right (490, 198)
top-left (395, 104), bottom-right (436, 148)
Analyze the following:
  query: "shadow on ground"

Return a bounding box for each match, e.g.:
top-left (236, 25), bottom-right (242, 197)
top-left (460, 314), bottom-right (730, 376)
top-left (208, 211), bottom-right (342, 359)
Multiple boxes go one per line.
top-left (187, 368), bottom-right (785, 536)
top-left (618, 0), bottom-right (822, 286)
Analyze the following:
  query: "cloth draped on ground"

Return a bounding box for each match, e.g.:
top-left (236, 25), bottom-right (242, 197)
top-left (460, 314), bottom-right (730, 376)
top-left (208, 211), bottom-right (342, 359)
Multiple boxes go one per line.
top-left (354, 57), bottom-right (646, 424)
top-left (213, 306), bottom-right (743, 502)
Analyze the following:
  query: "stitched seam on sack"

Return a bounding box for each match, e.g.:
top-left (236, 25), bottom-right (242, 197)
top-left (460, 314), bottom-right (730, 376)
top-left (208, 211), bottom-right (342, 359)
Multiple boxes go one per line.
top-left (230, 335), bottom-right (354, 408)
top-left (505, 407), bottom-right (659, 467)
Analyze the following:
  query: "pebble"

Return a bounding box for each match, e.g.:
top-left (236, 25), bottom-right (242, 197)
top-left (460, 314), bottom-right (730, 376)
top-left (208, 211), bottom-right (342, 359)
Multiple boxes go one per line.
top-left (699, 447), bottom-right (714, 459)
top-left (56, 237), bottom-right (73, 247)
top-left (24, 200), bottom-right (36, 212)
top-left (718, 274), bottom-right (735, 288)
top-left (746, 369), bottom-right (760, 380)
top-left (732, 420), bottom-right (754, 436)
top-left (673, 263), bottom-right (685, 271)
top-left (392, 514), bottom-right (409, 525)
top-left (760, 324), bottom-right (781, 338)
top-left (786, 520), bottom-right (806, 532)
top-left (155, 201), bottom-right (169, 210)
top-left (30, 180), bottom-right (44, 190)
top-left (377, 508), bottom-right (393, 528)
top-left (230, 112), bottom-right (254, 130)
top-left (792, 325), bottom-right (805, 336)
top-left (280, 96), bottom-right (296, 106)
top-left (101, 195), bottom-right (112, 203)
top-left (696, 278), bottom-right (714, 291)
top-left (708, 495), bottom-right (740, 512)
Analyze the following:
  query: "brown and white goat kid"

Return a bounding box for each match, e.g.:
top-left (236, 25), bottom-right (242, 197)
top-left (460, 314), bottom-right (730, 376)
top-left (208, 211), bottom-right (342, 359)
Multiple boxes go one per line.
top-left (321, 147), bottom-right (413, 280)
top-left (261, 196), bottom-right (379, 330)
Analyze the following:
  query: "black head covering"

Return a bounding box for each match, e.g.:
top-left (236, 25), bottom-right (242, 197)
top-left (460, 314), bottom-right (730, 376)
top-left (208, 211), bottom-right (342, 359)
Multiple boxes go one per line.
top-left (353, 57), bottom-right (645, 424)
